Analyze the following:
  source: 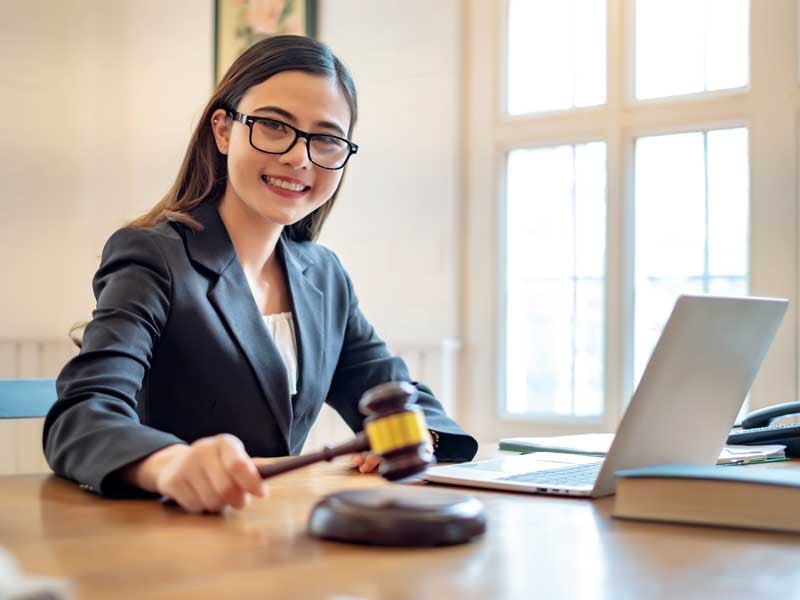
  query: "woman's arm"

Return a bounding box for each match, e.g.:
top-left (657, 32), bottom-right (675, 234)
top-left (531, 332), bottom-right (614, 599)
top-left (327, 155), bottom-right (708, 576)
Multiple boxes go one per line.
top-left (43, 227), bottom-right (186, 496)
top-left (43, 229), bottom-right (200, 495)
top-left (44, 227), bottom-right (268, 511)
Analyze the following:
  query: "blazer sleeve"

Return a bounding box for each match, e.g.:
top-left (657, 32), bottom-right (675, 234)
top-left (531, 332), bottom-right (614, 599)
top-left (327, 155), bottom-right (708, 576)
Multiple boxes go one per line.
top-left (324, 256), bottom-right (478, 462)
top-left (43, 227), bottom-right (186, 497)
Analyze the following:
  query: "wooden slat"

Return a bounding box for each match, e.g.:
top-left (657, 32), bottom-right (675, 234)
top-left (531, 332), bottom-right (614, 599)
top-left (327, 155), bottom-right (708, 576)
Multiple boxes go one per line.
top-left (15, 418), bottom-right (50, 474)
top-left (17, 341), bottom-right (41, 378)
top-left (40, 340), bottom-right (77, 377)
top-left (0, 421), bottom-right (17, 475)
top-left (0, 342), bottom-right (17, 378)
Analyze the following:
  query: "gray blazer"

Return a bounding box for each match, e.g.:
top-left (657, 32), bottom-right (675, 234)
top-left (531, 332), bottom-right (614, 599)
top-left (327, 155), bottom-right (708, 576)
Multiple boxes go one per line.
top-left (43, 201), bottom-right (477, 496)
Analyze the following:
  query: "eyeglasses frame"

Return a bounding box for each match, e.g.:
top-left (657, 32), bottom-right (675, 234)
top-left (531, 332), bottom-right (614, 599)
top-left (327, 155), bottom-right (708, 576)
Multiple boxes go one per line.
top-left (226, 110), bottom-right (359, 171)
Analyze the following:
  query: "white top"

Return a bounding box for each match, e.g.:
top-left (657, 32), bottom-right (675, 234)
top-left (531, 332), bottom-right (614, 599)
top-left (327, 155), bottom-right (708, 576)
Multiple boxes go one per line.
top-left (262, 312), bottom-right (298, 396)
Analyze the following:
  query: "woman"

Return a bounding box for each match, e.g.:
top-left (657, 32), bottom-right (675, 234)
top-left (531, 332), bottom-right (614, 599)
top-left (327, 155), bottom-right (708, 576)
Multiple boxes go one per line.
top-left (43, 35), bottom-right (477, 513)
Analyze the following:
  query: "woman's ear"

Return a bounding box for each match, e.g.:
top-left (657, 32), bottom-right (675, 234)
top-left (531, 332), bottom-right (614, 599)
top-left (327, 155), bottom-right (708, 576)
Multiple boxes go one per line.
top-left (210, 108), bottom-right (231, 155)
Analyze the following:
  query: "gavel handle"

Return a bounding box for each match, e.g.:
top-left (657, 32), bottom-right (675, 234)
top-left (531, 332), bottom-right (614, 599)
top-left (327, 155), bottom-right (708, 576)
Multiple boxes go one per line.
top-left (256, 432), bottom-right (371, 480)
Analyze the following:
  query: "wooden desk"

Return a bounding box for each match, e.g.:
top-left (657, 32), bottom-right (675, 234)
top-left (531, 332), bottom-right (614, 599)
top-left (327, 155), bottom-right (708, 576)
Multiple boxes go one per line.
top-left (2, 460), bottom-right (800, 600)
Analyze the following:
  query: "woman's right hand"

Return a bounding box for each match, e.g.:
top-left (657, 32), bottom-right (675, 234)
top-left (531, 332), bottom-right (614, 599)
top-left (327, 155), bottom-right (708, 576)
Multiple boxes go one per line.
top-left (122, 434), bottom-right (268, 513)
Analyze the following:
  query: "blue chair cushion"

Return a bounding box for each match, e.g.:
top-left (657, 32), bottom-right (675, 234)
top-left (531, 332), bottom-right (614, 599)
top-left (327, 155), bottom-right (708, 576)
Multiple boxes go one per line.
top-left (0, 379), bottom-right (57, 419)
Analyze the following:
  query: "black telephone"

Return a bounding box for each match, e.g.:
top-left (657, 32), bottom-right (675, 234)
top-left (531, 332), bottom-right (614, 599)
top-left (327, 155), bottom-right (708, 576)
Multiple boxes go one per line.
top-left (727, 401), bottom-right (800, 457)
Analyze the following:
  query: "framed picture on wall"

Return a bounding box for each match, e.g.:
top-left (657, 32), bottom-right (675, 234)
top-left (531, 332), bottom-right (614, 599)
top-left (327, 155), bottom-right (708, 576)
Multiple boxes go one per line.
top-left (214, 0), bottom-right (318, 83)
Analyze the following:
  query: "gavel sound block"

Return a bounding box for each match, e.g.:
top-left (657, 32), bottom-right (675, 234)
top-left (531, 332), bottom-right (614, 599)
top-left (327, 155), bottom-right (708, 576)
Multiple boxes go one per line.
top-left (308, 486), bottom-right (486, 547)
top-left (258, 381), bottom-right (487, 546)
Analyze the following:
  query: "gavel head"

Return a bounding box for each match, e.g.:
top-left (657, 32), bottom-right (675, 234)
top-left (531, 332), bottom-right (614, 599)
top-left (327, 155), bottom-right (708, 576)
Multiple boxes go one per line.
top-left (358, 381), bottom-right (436, 481)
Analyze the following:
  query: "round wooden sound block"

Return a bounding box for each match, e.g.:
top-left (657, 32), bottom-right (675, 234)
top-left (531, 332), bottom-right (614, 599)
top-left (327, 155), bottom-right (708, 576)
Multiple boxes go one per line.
top-left (308, 487), bottom-right (486, 547)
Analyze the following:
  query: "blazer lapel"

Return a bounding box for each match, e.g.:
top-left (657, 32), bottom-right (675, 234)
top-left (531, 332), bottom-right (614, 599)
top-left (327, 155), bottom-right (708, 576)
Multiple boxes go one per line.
top-left (280, 237), bottom-right (324, 411)
top-left (178, 202), bottom-right (293, 449)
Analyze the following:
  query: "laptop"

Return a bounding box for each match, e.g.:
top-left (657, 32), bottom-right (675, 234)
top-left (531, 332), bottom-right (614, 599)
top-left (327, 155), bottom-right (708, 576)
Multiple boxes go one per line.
top-left (425, 294), bottom-right (788, 498)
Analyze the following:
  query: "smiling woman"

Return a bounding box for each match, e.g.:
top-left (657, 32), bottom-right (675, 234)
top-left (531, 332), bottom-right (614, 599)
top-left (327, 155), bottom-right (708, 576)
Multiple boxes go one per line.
top-left (41, 35), bottom-right (478, 514)
top-left (211, 70), bottom-right (354, 236)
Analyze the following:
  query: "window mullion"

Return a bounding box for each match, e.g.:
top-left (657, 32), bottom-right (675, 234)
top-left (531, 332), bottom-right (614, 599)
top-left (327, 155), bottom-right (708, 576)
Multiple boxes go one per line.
top-left (603, 0), bottom-right (629, 428)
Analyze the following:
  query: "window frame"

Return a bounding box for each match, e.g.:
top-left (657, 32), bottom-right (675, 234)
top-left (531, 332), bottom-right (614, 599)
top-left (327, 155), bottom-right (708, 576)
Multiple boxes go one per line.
top-left (460, 0), bottom-right (799, 442)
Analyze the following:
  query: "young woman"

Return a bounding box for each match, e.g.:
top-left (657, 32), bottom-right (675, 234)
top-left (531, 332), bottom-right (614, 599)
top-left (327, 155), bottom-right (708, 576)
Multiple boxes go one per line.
top-left (43, 35), bottom-right (477, 513)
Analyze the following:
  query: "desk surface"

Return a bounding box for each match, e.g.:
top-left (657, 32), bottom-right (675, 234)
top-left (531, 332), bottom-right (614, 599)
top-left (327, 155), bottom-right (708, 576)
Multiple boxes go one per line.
top-left (2, 459), bottom-right (800, 600)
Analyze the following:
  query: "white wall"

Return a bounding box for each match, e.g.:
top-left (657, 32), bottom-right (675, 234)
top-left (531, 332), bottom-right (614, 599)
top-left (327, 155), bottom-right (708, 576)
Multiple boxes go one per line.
top-left (317, 0), bottom-right (463, 346)
top-left (0, 0), bottom-right (214, 341)
top-left (1, 0), bottom-right (462, 351)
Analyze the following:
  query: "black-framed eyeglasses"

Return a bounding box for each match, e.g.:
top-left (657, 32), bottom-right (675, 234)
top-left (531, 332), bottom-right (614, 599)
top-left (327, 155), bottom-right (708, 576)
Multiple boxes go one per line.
top-left (227, 110), bottom-right (358, 170)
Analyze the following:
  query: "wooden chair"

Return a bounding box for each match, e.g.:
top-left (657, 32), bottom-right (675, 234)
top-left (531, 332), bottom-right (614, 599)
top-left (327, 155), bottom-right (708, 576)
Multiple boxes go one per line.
top-left (0, 379), bottom-right (56, 473)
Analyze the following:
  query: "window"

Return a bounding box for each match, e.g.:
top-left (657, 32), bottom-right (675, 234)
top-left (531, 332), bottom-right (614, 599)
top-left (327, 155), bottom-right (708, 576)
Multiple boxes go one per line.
top-left (505, 143), bottom-right (606, 416)
top-left (634, 128), bottom-right (749, 384)
top-left (506, 0), bottom-right (606, 114)
top-left (466, 1), bottom-right (796, 441)
top-left (635, 0), bottom-right (749, 99)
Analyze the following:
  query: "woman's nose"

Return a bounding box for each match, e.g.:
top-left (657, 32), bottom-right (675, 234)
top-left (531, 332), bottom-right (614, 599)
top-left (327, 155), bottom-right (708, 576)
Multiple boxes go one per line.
top-left (279, 138), bottom-right (312, 169)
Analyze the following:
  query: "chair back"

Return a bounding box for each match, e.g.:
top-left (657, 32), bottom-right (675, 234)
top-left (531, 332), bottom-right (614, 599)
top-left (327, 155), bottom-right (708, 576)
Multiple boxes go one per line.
top-left (0, 379), bottom-right (57, 418)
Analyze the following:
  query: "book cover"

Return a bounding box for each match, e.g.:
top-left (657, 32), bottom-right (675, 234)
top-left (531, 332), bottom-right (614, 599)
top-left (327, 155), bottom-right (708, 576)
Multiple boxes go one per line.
top-left (613, 464), bottom-right (800, 534)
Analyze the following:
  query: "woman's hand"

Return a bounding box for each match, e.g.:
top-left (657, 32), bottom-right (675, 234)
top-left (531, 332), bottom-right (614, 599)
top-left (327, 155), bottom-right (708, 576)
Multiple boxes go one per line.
top-left (350, 451), bottom-right (383, 473)
top-left (122, 434), bottom-right (268, 513)
top-left (351, 438), bottom-right (435, 474)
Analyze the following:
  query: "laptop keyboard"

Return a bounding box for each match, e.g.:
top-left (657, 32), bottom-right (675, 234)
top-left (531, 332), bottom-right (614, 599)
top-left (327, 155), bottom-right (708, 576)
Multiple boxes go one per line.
top-left (499, 461), bottom-right (602, 486)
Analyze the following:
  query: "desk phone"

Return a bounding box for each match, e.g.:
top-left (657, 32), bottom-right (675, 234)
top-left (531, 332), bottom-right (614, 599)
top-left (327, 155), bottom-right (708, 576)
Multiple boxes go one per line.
top-left (727, 401), bottom-right (800, 456)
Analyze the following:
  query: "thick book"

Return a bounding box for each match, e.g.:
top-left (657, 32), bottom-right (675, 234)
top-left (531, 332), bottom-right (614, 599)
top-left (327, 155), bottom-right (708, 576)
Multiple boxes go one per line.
top-left (613, 464), bottom-right (800, 534)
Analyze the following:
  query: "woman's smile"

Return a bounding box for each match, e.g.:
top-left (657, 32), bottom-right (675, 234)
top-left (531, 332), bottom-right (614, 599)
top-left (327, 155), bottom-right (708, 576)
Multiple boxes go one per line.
top-left (260, 173), bottom-right (312, 199)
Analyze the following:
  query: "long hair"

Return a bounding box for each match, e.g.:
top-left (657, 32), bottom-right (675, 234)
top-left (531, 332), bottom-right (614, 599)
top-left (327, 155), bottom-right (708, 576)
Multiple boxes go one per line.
top-left (128, 35), bottom-right (358, 242)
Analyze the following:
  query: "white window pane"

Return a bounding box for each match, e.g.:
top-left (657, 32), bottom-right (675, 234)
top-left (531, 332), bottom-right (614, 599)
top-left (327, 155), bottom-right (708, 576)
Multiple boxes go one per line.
top-left (507, 279), bottom-right (604, 416)
top-left (636, 0), bottom-right (705, 99)
top-left (706, 0), bottom-right (749, 91)
top-left (507, 281), bottom-right (576, 415)
top-left (507, 146), bottom-right (575, 278)
top-left (573, 0), bottom-right (607, 108)
top-left (633, 128), bottom-right (749, 387)
top-left (635, 132), bottom-right (706, 279)
top-left (507, 0), bottom-right (606, 115)
top-left (575, 142), bottom-right (607, 277)
top-left (707, 128), bottom-right (749, 275)
top-left (506, 143), bottom-right (607, 416)
top-left (708, 277), bottom-right (748, 297)
top-left (635, 0), bottom-right (749, 99)
top-left (574, 280), bottom-right (604, 416)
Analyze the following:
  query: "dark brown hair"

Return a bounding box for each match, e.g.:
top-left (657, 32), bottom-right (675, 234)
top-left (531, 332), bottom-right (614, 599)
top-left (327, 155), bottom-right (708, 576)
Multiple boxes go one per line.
top-left (128, 35), bottom-right (358, 242)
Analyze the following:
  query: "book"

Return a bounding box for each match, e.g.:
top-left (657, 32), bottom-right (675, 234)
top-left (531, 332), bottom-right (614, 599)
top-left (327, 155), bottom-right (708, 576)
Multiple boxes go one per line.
top-left (613, 464), bottom-right (800, 534)
top-left (498, 433), bottom-right (786, 465)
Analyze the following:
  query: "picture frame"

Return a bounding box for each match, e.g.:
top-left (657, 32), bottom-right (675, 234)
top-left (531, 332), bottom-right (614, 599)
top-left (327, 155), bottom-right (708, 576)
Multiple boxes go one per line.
top-left (214, 0), bottom-right (318, 84)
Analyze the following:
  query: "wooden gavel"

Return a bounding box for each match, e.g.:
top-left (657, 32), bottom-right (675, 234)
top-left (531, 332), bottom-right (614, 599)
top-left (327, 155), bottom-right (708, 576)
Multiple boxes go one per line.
top-left (257, 381), bottom-right (435, 481)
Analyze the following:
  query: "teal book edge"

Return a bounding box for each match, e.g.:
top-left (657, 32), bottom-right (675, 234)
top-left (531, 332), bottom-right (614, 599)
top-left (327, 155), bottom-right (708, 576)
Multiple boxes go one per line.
top-left (497, 441), bottom-right (606, 456)
top-left (497, 434), bottom-right (613, 456)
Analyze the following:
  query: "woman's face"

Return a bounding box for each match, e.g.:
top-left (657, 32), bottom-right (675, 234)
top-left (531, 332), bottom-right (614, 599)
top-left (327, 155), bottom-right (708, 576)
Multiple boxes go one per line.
top-left (212, 71), bottom-right (352, 228)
